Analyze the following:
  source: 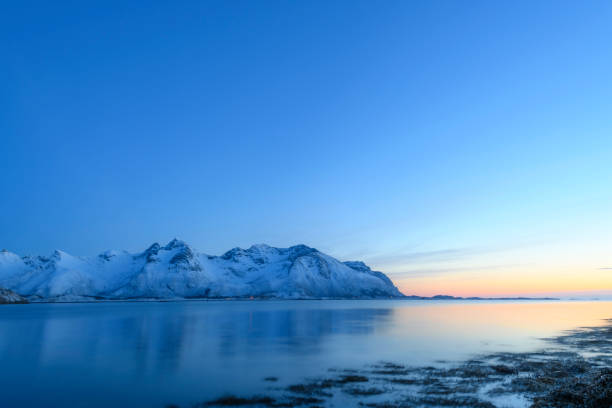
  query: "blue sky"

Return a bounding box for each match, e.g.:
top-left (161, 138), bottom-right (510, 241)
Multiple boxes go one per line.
top-left (2, 1), bottom-right (612, 295)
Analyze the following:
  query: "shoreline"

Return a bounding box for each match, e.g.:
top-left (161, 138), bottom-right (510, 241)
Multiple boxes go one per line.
top-left (6, 296), bottom-right (562, 305)
top-left (176, 318), bottom-right (612, 408)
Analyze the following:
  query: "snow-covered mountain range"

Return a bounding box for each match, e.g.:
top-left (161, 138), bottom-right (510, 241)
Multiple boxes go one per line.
top-left (0, 240), bottom-right (404, 301)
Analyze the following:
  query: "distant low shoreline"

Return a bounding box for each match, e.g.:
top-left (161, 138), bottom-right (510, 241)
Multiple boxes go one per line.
top-left (10, 295), bottom-right (562, 304)
top-left (404, 295), bottom-right (561, 301)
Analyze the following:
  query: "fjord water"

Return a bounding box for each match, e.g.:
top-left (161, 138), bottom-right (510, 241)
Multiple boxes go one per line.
top-left (1, 300), bottom-right (610, 407)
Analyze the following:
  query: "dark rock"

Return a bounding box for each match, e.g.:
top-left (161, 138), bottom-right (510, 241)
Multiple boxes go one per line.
top-left (0, 288), bottom-right (28, 304)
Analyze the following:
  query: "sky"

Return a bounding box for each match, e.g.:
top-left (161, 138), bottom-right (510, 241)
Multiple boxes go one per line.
top-left (2, 1), bottom-right (612, 297)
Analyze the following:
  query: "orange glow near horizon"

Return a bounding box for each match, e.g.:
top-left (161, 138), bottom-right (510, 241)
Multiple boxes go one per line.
top-left (391, 267), bottom-right (612, 298)
top-left (367, 228), bottom-right (612, 298)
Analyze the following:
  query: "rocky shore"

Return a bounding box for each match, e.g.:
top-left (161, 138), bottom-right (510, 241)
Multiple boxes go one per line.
top-left (0, 287), bottom-right (28, 304)
top-left (173, 318), bottom-right (612, 408)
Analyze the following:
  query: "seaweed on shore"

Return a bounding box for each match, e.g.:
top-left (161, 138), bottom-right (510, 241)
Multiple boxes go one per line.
top-left (199, 394), bottom-right (325, 407)
top-left (286, 374), bottom-right (369, 397)
top-left (200, 395), bottom-right (275, 406)
top-left (360, 395), bottom-right (496, 408)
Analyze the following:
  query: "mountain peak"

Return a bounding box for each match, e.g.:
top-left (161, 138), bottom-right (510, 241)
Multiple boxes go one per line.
top-left (0, 250), bottom-right (21, 264)
top-left (285, 244), bottom-right (318, 261)
top-left (164, 239), bottom-right (188, 250)
top-left (221, 247), bottom-right (247, 261)
top-left (247, 244), bottom-right (273, 252)
top-left (145, 242), bottom-right (161, 253)
top-left (52, 250), bottom-right (70, 260)
top-left (288, 244), bottom-right (316, 251)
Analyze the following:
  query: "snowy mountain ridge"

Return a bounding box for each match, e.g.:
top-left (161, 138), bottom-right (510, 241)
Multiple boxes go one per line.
top-left (0, 240), bottom-right (404, 301)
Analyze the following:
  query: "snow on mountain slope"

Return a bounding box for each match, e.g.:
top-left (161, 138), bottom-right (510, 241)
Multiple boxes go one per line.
top-left (0, 242), bottom-right (404, 301)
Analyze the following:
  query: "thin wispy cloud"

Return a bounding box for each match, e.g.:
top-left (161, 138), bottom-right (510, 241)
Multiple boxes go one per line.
top-left (361, 244), bottom-right (523, 269)
top-left (363, 247), bottom-right (485, 266)
top-left (387, 264), bottom-right (523, 279)
top-left (358, 237), bottom-right (546, 270)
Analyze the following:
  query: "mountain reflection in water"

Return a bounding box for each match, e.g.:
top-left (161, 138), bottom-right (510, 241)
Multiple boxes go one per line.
top-left (1, 300), bottom-right (611, 408)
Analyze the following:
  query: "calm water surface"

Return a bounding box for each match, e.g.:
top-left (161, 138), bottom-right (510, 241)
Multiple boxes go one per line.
top-left (0, 300), bottom-right (610, 407)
